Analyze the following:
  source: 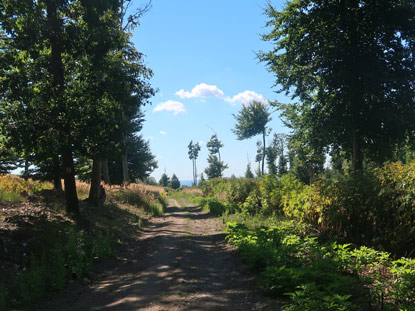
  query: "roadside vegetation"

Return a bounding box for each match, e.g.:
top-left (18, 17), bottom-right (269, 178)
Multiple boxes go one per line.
top-left (0, 175), bottom-right (166, 311)
top-left (193, 166), bottom-right (415, 310)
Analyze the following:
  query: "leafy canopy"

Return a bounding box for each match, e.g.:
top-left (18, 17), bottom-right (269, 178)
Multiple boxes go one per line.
top-left (259, 0), bottom-right (415, 169)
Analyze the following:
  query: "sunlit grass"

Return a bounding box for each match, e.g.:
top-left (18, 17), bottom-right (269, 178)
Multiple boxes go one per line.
top-left (0, 175), bottom-right (53, 203)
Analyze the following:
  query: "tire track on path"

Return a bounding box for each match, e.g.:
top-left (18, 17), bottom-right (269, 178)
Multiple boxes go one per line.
top-left (40, 198), bottom-right (269, 311)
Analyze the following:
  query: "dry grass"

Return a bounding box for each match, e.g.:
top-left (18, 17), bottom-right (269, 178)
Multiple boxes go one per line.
top-left (108, 183), bottom-right (166, 194)
top-left (182, 188), bottom-right (203, 195)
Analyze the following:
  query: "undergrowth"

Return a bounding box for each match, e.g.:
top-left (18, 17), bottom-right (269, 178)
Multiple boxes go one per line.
top-left (224, 216), bottom-right (415, 311)
top-left (2, 223), bottom-right (113, 310)
top-left (0, 176), bottom-right (166, 310)
top-left (0, 175), bottom-right (52, 202)
top-left (111, 189), bottom-right (167, 216)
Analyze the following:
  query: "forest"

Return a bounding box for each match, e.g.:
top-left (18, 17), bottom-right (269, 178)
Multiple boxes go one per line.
top-left (1, 0), bottom-right (415, 310)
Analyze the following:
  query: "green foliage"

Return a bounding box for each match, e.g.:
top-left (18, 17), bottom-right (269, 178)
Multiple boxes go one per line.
top-left (188, 140), bottom-right (201, 185)
top-left (258, 175), bottom-right (283, 214)
top-left (245, 163), bottom-right (254, 178)
top-left (7, 226), bottom-right (113, 308)
top-left (159, 173), bottom-right (170, 187)
top-left (207, 162), bottom-right (415, 256)
top-left (283, 284), bottom-right (356, 311)
top-left (390, 258), bottom-right (415, 306)
top-left (0, 175), bottom-right (52, 202)
top-left (233, 101), bottom-right (272, 175)
top-left (108, 135), bottom-right (158, 185)
top-left (197, 197), bottom-right (239, 216)
top-left (204, 154), bottom-right (228, 180)
top-left (216, 162), bottom-right (415, 309)
top-left (0, 0), bottom-right (156, 212)
top-left (201, 177), bottom-right (258, 205)
top-left (170, 174), bottom-right (180, 190)
top-left (225, 219), bottom-right (415, 310)
top-left (204, 134), bottom-right (228, 180)
top-left (225, 221), bottom-right (359, 308)
top-left (114, 189), bottom-right (167, 217)
top-left (260, 0), bottom-right (415, 170)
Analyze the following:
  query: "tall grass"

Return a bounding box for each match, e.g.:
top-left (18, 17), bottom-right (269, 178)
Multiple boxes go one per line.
top-left (112, 189), bottom-right (167, 216)
top-left (0, 175), bottom-right (52, 202)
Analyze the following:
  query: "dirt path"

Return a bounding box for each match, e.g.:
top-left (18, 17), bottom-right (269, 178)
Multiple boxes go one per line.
top-left (41, 198), bottom-right (270, 311)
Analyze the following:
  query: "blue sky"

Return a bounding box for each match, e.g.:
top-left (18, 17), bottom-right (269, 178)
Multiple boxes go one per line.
top-left (131, 0), bottom-right (289, 181)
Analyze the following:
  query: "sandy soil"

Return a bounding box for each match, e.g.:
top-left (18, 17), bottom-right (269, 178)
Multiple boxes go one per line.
top-left (38, 198), bottom-right (276, 311)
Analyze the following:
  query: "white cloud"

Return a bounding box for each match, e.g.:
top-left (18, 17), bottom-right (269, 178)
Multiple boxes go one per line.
top-left (153, 100), bottom-right (186, 115)
top-left (198, 140), bottom-right (205, 146)
top-left (176, 83), bottom-right (225, 99)
top-left (160, 131), bottom-right (167, 135)
top-left (225, 90), bottom-right (268, 106)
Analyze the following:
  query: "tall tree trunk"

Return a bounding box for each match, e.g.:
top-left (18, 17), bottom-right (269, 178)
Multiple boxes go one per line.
top-left (23, 159), bottom-right (29, 180)
top-left (195, 160), bottom-right (198, 185)
top-left (53, 174), bottom-right (62, 192)
top-left (262, 130), bottom-right (266, 175)
top-left (53, 155), bottom-right (62, 191)
top-left (62, 151), bottom-right (79, 216)
top-left (46, 0), bottom-right (79, 216)
top-left (122, 152), bottom-right (129, 184)
top-left (351, 129), bottom-right (363, 171)
top-left (102, 159), bottom-right (111, 185)
top-left (192, 159), bottom-right (196, 186)
top-left (88, 158), bottom-right (103, 206)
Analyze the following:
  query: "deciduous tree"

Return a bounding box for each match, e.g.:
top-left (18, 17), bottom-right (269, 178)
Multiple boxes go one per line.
top-left (259, 0), bottom-right (415, 171)
top-left (233, 101), bottom-right (271, 175)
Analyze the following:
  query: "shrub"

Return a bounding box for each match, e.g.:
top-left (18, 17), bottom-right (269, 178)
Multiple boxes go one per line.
top-left (201, 177), bottom-right (257, 204)
top-left (258, 175), bottom-right (284, 214)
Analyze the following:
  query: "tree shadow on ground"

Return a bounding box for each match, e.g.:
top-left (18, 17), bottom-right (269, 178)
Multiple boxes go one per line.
top-left (40, 203), bottom-right (259, 311)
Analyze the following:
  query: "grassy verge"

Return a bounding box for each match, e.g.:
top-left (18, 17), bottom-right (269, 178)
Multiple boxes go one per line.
top-left (0, 177), bottom-right (166, 311)
top-left (0, 175), bottom-right (52, 203)
top-left (110, 188), bottom-right (167, 216)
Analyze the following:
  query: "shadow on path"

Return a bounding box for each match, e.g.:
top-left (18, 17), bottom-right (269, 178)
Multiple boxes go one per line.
top-left (40, 199), bottom-right (263, 311)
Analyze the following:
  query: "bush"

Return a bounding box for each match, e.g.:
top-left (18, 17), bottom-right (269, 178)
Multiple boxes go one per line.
top-left (258, 175), bottom-right (284, 214)
top-left (201, 177), bottom-right (257, 204)
top-left (197, 198), bottom-right (240, 216)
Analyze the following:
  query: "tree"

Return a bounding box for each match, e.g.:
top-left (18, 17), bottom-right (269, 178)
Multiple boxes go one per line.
top-left (159, 173), bottom-right (170, 187)
top-left (107, 134), bottom-right (157, 185)
top-left (245, 162), bottom-right (254, 179)
top-left (233, 101), bottom-right (271, 175)
top-left (204, 155), bottom-right (228, 180)
top-left (206, 134), bottom-right (224, 162)
top-left (265, 145), bottom-right (278, 175)
top-left (1, 0), bottom-right (155, 210)
top-left (266, 133), bottom-right (288, 176)
top-left (278, 154), bottom-right (288, 176)
top-left (1, 0), bottom-right (82, 215)
top-left (259, 0), bottom-right (415, 171)
top-left (187, 141), bottom-right (201, 186)
top-left (204, 134), bottom-right (228, 179)
top-left (170, 174), bottom-right (180, 190)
